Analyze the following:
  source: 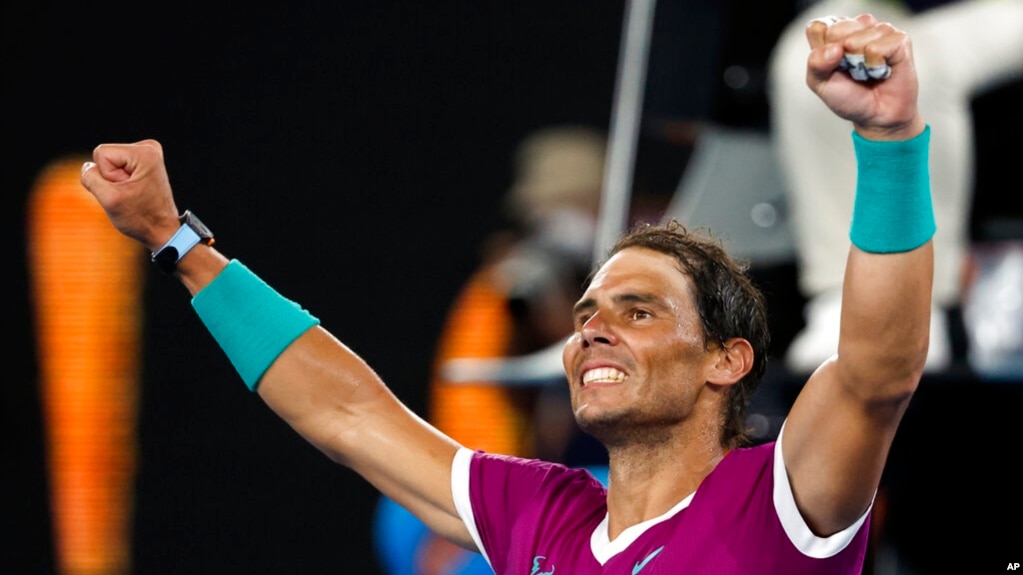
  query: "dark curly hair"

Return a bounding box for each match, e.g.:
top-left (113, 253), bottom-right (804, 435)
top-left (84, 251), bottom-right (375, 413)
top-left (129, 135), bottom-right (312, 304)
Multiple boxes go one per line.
top-left (593, 219), bottom-right (771, 449)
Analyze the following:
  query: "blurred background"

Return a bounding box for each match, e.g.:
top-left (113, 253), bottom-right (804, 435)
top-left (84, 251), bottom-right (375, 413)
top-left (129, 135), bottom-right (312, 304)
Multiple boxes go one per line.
top-left (5, 1), bottom-right (1020, 573)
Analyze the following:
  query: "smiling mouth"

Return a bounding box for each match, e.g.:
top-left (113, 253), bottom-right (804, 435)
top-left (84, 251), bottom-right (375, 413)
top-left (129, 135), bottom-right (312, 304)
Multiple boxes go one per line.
top-left (582, 367), bottom-right (627, 386)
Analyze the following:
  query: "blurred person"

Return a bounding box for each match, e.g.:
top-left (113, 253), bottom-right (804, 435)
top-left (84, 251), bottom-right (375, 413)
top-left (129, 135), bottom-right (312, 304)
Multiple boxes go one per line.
top-left (428, 125), bottom-right (608, 462)
top-left (374, 125), bottom-right (609, 575)
top-left (81, 14), bottom-right (937, 573)
top-left (767, 0), bottom-right (1023, 374)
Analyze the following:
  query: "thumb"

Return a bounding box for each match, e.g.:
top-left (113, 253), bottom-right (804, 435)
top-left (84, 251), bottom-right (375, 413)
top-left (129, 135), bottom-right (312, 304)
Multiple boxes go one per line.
top-left (79, 160), bottom-right (102, 196)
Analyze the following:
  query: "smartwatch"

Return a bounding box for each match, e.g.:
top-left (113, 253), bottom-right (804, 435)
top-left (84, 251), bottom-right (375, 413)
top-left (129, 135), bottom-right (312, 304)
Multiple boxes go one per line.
top-left (151, 210), bottom-right (215, 275)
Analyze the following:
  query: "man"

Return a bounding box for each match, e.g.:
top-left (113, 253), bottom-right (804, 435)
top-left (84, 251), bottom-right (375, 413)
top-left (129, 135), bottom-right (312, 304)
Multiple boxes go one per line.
top-left (80, 14), bottom-right (934, 574)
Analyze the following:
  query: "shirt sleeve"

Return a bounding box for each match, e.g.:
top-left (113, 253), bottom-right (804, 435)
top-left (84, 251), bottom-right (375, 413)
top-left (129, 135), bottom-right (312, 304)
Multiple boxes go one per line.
top-left (451, 447), bottom-right (491, 567)
top-left (772, 421), bottom-right (874, 558)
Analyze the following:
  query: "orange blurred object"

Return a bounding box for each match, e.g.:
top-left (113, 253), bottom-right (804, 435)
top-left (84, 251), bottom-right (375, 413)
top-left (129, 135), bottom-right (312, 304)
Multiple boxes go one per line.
top-left (429, 265), bottom-right (533, 456)
top-left (27, 156), bottom-right (145, 575)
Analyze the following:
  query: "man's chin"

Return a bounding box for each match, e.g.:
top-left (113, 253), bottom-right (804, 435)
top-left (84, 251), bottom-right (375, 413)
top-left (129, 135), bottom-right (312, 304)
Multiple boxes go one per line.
top-left (575, 408), bottom-right (628, 445)
top-left (576, 407), bottom-right (681, 448)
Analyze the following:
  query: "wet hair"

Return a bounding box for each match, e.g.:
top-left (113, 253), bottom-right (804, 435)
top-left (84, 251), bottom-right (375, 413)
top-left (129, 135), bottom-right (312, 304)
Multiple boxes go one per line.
top-left (594, 219), bottom-right (770, 448)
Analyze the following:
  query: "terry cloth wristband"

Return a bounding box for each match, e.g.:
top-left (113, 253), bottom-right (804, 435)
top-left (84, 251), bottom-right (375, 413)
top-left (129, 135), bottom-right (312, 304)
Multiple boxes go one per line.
top-left (191, 259), bottom-right (320, 391)
top-left (849, 125), bottom-right (935, 253)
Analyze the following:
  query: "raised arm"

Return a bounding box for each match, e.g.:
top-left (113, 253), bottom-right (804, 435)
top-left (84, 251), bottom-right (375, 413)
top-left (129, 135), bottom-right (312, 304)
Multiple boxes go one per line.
top-left (79, 141), bottom-right (475, 548)
top-left (779, 14), bottom-right (933, 536)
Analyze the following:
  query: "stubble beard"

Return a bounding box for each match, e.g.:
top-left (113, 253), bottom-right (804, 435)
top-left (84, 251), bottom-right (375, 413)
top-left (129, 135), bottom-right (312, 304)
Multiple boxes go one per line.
top-left (576, 407), bottom-right (678, 450)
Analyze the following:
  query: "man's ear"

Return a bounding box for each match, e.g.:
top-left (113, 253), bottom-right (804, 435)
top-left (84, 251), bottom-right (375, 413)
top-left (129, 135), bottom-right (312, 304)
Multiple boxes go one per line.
top-left (707, 337), bottom-right (754, 386)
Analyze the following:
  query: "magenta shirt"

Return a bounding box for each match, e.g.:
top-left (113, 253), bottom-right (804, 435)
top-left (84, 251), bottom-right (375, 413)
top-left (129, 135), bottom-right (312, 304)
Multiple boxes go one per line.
top-left (451, 427), bottom-right (870, 574)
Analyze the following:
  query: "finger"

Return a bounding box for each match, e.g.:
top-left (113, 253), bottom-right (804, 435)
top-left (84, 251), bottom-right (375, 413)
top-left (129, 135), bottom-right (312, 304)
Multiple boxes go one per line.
top-left (80, 161), bottom-right (100, 193)
top-left (805, 15), bottom-right (868, 76)
top-left (804, 15), bottom-right (860, 49)
top-left (804, 16), bottom-right (837, 50)
top-left (808, 14), bottom-right (871, 46)
top-left (805, 35), bottom-right (846, 85)
top-left (843, 21), bottom-right (900, 70)
top-left (852, 12), bottom-right (880, 27)
top-left (89, 143), bottom-right (136, 184)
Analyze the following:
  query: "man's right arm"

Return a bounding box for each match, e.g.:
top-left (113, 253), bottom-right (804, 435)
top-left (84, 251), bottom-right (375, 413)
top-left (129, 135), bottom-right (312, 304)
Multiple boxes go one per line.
top-left (80, 140), bottom-right (476, 549)
top-left (257, 321), bottom-right (471, 546)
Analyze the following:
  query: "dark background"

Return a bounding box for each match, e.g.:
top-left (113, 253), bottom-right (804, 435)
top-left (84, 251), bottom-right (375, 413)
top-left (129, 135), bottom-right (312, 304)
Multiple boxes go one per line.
top-left (4, 2), bottom-right (1020, 573)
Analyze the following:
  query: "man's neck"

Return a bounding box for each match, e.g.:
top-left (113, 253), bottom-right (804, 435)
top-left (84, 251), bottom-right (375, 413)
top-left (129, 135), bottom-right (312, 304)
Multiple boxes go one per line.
top-left (603, 430), bottom-right (727, 541)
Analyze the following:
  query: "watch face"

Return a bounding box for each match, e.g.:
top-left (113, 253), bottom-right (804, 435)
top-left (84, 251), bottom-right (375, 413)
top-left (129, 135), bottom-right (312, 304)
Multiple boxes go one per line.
top-left (182, 211), bottom-right (214, 242)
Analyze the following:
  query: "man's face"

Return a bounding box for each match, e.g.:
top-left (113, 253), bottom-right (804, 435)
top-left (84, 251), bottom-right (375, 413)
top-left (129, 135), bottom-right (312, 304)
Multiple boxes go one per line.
top-left (562, 247), bottom-right (716, 443)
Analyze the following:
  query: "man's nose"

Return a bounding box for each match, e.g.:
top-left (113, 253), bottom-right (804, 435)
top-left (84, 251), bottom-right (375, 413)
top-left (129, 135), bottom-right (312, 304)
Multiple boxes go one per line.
top-left (580, 312), bottom-right (617, 348)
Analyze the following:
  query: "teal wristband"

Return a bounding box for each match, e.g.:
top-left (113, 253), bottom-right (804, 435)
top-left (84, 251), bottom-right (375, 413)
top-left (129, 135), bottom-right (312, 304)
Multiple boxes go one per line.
top-left (850, 126), bottom-right (935, 253)
top-left (192, 259), bottom-right (320, 391)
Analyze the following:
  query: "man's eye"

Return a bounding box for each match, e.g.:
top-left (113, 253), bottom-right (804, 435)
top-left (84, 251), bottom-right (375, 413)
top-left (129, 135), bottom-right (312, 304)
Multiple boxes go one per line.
top-left (630, 309), bottom-right (651, 320)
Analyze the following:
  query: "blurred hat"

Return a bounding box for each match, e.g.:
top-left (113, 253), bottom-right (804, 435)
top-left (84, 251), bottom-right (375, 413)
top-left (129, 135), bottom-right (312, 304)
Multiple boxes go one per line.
top-left (505, 125), bottom-right (607, 224)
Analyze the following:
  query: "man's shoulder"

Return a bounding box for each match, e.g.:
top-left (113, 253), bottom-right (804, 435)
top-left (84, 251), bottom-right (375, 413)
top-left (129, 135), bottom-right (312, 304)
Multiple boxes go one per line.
top-left (472, 451), bottom-right (608, 490)
top-left (696, 441), bottom-right (777, 498)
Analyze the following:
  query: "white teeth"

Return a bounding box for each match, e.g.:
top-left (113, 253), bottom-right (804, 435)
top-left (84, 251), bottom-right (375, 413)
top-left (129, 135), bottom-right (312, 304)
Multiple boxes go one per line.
top-left (582, 367), bottom-right (626, 385)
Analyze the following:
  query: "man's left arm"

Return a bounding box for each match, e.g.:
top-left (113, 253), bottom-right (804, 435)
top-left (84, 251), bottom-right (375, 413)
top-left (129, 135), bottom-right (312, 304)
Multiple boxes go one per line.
top-left (781, 13), bottom-right (934, 536)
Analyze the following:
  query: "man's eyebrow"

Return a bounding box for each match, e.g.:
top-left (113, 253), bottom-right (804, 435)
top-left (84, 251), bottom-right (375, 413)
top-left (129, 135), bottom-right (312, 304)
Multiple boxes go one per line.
top-left (572, 292), bottom-right (664, 316)
top-left (615, 292), bottom-right (661, 306)
top-left (573, 298), bottom-right (596, 316)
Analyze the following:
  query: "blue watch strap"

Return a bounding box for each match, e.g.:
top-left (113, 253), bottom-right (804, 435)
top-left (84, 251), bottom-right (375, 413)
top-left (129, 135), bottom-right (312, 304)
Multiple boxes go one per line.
top-left (153, 223), bottom-right (202, 263)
